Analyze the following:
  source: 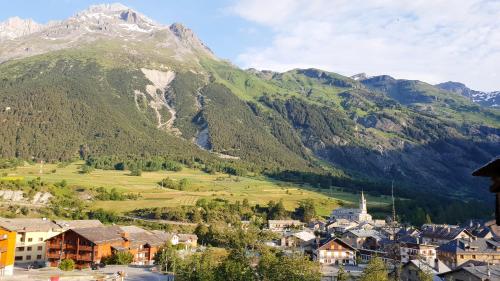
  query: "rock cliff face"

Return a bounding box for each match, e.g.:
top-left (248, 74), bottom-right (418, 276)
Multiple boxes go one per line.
top-left (0, 17), bottom-right (44, 40)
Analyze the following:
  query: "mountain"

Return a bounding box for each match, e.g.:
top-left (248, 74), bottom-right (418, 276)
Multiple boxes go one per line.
top-left (435, 81), bottom-right (500, 107)
top-left (0, 4), bottom-right (499, 203)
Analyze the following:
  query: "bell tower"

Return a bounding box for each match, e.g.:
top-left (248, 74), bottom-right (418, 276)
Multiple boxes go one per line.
top-left (360, 191), bottom-right (367, 214)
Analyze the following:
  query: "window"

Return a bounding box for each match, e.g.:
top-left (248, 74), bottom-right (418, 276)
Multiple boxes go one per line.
top-left (15, 256), bottom-right (23, 261)
top-left (27, 246), bottom-right (32, 251)
top-left (16, 247), bottom-right (24, 252)
top-left (37, 246), bottom-right (43, 251)
top-left (460, 255), bottom-right (464, 259)
top-left (38, 238), bottom-right (43, 242)
top-left (472, 255), bottom-right (476, 259)
top-left (28, 238), bottom-right (33, 242)
top-left (20, 237), bottom-right (25, 242)
top-left (26, 255), bottom-right (31, 260)
top-left (36, 255), bottom-right (42, 260)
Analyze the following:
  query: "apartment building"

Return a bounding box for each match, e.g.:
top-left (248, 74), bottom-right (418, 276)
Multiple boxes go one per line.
top-left (0, 226), bottom-right (16, 276)
top-left (0, 218), bottom-right (61, 265)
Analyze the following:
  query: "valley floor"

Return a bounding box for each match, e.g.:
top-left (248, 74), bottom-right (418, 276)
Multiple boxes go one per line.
top-left (0, 161), bottom-right (391, 216)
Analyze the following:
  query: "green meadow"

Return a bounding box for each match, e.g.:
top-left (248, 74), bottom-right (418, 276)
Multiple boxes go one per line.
top-left (1, 162), bottom-right (391, 217)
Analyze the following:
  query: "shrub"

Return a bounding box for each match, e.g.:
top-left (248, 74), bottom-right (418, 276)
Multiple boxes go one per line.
top-left (106, 251), bottom-right (134, 265)
top-left (58, 259), bottom-right (75, 271)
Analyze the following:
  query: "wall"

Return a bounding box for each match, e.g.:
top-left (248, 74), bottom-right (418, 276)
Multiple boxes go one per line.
top-left (0, 228), bottom-right (16, 276)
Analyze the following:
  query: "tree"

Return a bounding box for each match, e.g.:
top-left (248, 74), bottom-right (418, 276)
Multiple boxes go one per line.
top-left (425, 213), bottom-right (432, 224)
top-left (154, 243), bottom-right (180, 273)
top-left (295, 199), bottom-right (316, 223)
top-left (268, 200), bottom-right (287, 220)
top-left (79, 164), bottom-right (94, 174)
top-left (418, 266), bottom-right (434, 281)
top-left (106, 251), bottom-right (134, 265)
top-left (360, 257), bottom-right (389, 281)
top-left (257, 249), bottom-right (320, 281)
top-left (215, 249), bottom-right (255, 281)
top-left (177, 248), bottom-right (224, 281)
top-left (130, 168), bottom-right (142, 176)
top-left (58, 259), bottom-right (75, 271)
top-left (337, 264), bottom-right (350, 281)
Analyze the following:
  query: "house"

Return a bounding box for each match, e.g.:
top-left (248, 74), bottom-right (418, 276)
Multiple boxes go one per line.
top-left (438, 264), bottom-right (500, 281)
top-left (46, 225), bottom-right (129, 268)
top-left (437, 237), bottom-right (500, 269)
top-left (117, 226), bottom-right (164, 265)
top-left (357, 248), bottom-right (394, 264)
top-left (177, 234), bottom-right (198, 248)
top-left (342, 229), bottom-right (385, 250)
top-left (150, 230), bottom-right (179, 245)
top-left (279, 230), bottom-right (316, 250)
top-left (46, 225), bottom-right (168, 268)
top-left (268, 220), bottom-right (303, 232)
top-left (399, 259), bottom-right (450, 281)
top-left (307, 220), bottom-right (326, 232)
top-left (330, 192), bottom-right (373, 223)
top-left (420, 224), bottom-right (473, 245)
top-left (0, 226), bottom-right (16, 276)
top-left (314, 238), bottom-right (356, 265)
top-left (326, 219), bottom-right (358, 234)
top-left (0, 218), bottom-right (62, 265)
top-left (400, 236), bottom-right (438, 265)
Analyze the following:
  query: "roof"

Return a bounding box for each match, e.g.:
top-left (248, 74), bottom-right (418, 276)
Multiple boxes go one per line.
top-left (268, 220), bottom-right (302, 224)
top-left (472, 158), bottom-right (500, 177)
top-left (54, 220), bottom-right (103, 229)
top-left (438, 237), bottom-right (500, 254)
top-left (317, 238), bottom-right (356, 251)
top-left (0, 218), bottom-right (60, 232)
top-left (292, 230), bottom-right (316, 242)
top-left (420, 224), bottom-right (470, 241)
top-left (149, 230), bottom-right (178, 242)
top-left (404, 259), bottom-right (450, 280)
top-left (439, 264), bottom-right (500, 279)
top-left (346, 229), bottom-right (384, 240)
top-left (178, 233), bottom-right (198, 242)
top-left (72, 225), bottom-right (125, 244)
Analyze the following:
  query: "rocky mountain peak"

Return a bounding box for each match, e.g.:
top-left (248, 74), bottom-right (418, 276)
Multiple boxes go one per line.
top-left (169, 22), bottom-right (214, 55)
top-left (0, 16), bottom-right (44, 40)
top-left (351, 73), bottom-right (370, 81)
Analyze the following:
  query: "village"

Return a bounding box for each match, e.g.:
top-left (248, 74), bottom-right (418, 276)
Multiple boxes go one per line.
top-left (0, 186), bottom-right (499, 280)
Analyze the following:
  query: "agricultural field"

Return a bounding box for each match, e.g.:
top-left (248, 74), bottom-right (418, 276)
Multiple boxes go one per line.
top-left (0, 161), bottom-right (391, 217)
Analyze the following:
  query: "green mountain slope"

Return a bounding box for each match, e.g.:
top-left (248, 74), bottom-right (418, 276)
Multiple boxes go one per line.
top-left (0, 4), bottom-right (499, 204)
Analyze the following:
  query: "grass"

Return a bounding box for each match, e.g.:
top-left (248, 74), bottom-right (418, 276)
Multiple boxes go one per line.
top-left (1, 161), bottom-right (390, 217)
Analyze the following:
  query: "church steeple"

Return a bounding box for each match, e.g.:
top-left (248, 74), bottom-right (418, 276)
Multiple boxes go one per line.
top-left (360, 191), bottom-right (367, 214)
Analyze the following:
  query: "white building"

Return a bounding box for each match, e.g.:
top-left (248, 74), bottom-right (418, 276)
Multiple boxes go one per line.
top-left (330, 192), bottom-right (372, 223)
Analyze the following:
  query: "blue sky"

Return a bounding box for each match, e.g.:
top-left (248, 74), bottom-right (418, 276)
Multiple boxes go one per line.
top-left (1, 0), bottom-right (500, 91)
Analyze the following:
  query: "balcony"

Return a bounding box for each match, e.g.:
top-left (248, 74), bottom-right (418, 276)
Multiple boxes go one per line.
top-left (78, 245), bottom-right (93, 252)
top-left (46, 252), bottom-right (62, 259)
top-left (77, 254), bottom-right (93, 262)
top-left (47, 242), bottom-right (62, 249)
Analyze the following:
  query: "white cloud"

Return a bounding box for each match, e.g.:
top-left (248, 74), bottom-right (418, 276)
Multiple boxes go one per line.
top-left (229, 0), bottom-right (500, 91)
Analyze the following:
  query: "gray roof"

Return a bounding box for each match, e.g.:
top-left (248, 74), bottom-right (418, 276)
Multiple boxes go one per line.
top-left (72, 225), bottom-right (125, 244)
top-left (421, 224), bottom-right (470, 241)
top-left (54, 220), bottom-right (103, 229)
top-left (438, 237), bottom-right (500, 254)
top-left (0, 218), bottom-right (60, 232)
top-left (439, 264), bottom-right (500, 279)
top-left (118, 226), bottom-right (164, 247)
top-left (346, 229), bottom-right (384, 240)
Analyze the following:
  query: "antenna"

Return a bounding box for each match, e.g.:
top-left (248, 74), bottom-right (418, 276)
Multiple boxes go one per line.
top-left (391, 180), bottom-right (396, 224)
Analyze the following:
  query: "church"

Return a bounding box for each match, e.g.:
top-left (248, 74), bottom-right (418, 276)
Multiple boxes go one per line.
top-left (330, 192), bottom-right (373, 222)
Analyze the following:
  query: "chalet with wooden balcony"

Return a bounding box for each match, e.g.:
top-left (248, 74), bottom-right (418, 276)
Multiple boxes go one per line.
top-left (46, 225), bottom-right (168, 268)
